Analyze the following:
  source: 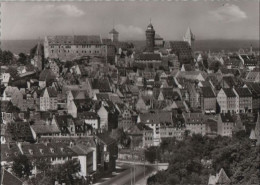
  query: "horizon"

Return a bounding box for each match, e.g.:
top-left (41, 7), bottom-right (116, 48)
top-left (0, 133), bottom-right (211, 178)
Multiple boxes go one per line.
top-left (2, 1), bottom-right (259, 41)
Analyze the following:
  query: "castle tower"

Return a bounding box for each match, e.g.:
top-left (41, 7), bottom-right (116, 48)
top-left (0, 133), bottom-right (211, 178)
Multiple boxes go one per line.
top-left (145, 19), bottom-right (155, 53)
top-left (109, 26), bottom-right (119, 43)
top-left (183, 27), bottom-right (195, 52)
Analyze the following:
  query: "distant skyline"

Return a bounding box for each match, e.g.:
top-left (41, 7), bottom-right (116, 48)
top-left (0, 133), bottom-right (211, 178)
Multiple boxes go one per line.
top-left (2, 1), bottom-right (259, 41)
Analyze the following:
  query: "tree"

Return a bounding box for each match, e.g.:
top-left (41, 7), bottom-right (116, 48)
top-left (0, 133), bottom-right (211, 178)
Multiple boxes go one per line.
top-left (0, 50), bottom-right (14, 64)
top-left (12, 154), bottom-right (33, 178)
top-left (6, 67), bottom-right (19, 80)
top-left (17, 53), bottom-right (28, 65)
top-left (35, 158), bottom-right (52, 176)
top-left (46, 159), bottom-right (81, 185)
top-left (145, 146), bottom-right (160, 163)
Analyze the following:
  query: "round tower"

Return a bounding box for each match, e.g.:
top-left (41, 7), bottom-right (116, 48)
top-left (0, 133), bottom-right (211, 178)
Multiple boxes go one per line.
top-left (145, 21), bottom-right (155, 53)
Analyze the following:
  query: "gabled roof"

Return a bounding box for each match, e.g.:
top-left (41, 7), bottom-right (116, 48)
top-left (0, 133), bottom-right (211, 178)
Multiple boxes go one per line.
top-left (91, 78), bottom-right (111, 92)
top-left (1, 143), bottom-right (22, 162)
top-left (200, 86), bottom-right (215, 98)
top-left (135, 53), bottom-right (161, 61)
top-left (234, 87), bottom-right (252, 97)
top-left (139, 111), bottom-right (173, 124)
top-left (47, 35), bottom-right (101, 45)
top-left (1, 168), bottom-right (24, 185)
top-left (73, 98), bottom-right (94, 112)
top-left (31, 120), bottom-right (61, 134)
top-left (96, 133), bottom-right (116, 146)
top-left (20, 142), bottom-right (76, 158)
top-left (220, 113), bottom-right (234, 123)
top-left (222, 88), bottom-right (236, 97)
top-left (39, 68), bottom-right (56, 81)
top-left (216, 168), bottom-right (231, 184)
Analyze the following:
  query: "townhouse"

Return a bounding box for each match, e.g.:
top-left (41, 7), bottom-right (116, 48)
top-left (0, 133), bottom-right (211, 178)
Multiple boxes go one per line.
top-left (217, 88), bottom-right (236, 114)
top-left (233, 87), bottom-right (252, 113)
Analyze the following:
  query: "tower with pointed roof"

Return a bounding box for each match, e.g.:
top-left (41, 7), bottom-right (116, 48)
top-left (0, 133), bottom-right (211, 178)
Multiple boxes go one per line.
top-left (34, 40), bottom-right (43, 71)
top-left (183, 27), bottom-right (195, 52)
top-left (145, 19), bottom-right (155, 53)
top-left (109, 25), bottom-right (119, 43)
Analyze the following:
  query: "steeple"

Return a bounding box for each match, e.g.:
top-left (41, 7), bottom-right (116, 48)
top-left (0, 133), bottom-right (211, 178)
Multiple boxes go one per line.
top-left (183, 27), bottom-right (195, 51)
top-left (34, 39), bottom-right (43, 71)
top-left (250, 44), bottom-right (253, 55)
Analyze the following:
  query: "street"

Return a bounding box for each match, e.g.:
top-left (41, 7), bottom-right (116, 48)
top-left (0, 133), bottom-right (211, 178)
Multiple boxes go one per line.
top-left (93, 163), bottom-right (156, 185)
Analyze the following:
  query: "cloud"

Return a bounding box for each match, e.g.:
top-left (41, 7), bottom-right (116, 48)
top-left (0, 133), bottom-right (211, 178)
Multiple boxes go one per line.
top-left (31, 4), bottom-right (84, 17)
top-left (209, 4), bottom-right (247, 22)
top-left (116, 24), bottom-right (144, 40)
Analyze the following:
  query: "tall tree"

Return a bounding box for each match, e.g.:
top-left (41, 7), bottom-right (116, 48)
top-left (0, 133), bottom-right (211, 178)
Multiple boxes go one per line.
top-left (12, 154), bottom-right (33, 178)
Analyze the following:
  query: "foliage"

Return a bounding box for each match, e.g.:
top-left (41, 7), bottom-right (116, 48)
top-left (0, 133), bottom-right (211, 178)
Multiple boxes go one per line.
top-left (0, 49), bottom-right (14, 65)
top-left (5, 67), bottom-right (19, 80)
top-left (17, 53), bottom-right (30, 65)
top-left (209, 60), bottom-right (222, 72)
top-left (147, 134), bottom-right (259, 185)
top-left (35, 158), bottom-right (52, 175)
top-left (110, 128), bottom-right (131, 148)
top-left (12, 154), bottom-right (33, 178)
top-left (145, 146), bottom-right (160, 163)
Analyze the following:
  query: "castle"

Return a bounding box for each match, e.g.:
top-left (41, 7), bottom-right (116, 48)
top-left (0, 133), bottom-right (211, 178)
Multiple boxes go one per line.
top-left (43, 27), bottom-right (120, 62)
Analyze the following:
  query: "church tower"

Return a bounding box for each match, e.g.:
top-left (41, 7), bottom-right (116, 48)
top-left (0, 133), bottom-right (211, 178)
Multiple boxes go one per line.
top-left (183, 27), bottom-right (195, 51)
top-left (145, 20), bottom-right (155, 53)
top-left (34, 41), bottom-right (43, 71)
top-left (109, 26), bottom-right (119, 43)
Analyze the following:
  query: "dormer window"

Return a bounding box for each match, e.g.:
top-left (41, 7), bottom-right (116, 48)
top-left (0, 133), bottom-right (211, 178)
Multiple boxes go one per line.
top-left (50, 148), bottom-right (54, 153)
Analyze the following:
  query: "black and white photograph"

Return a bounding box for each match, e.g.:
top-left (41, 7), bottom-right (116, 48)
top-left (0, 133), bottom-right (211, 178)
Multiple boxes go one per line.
top-left (0, 0), bottom-right (259, 185)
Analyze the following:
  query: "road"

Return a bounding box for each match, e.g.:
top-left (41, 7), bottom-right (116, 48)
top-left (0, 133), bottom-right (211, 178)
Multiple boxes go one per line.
top-left (93, 163), bottom-right (156, 185)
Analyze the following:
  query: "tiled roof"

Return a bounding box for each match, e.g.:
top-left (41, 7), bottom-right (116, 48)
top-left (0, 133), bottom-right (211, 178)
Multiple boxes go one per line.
top-left (246, 71), bottom-right (259, 81)
top-left (79, 111), bottom-right (99, 120)
top-left (91, 78), bottom-right (111, 92)
top-left (1, 169), bottom-right (24, 185)
top-left (220, 113), bottom-right (234, 123)
top-left (47, 87), bottom-right (58, 97)
top-left (96, 133), bottom-right (116, 146)
top-left (139, 111), bottom-right (173, 124)
top-left (71, 143), bottom-right (94, 155)
top-left (31, 120), bottom-right (61, 134)
top-left (221, 76), bottom-right (236, 87)
top-left (47, 35), bottom-right (101, 45)
top-left (96, 93), bottom-right (110, 101)
top-left (20, 142), bottom-right (76, 158)
top-left (245, 82), bottom-right (260, 96)
top-left (74, 98), bottom-right (94, 112)
top-left (135, 53), bottom-right (161, 61)
top-left (169, 41), bottom-right (193, 60)
top-left (222, 88), bottom-right (236, 97)
top-left (201, 86), bottom-right (215, 98)
top-left (1, 143), bottom-right (22, 162)
top-left (39, 68), bottom-right (56, 81)
top-left (234, 87), bottom-right (252, 97)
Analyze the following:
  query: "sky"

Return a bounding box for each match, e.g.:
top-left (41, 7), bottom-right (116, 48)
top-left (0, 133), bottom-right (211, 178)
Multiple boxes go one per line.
top-left (1, 1), bottom-right (259, 41)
